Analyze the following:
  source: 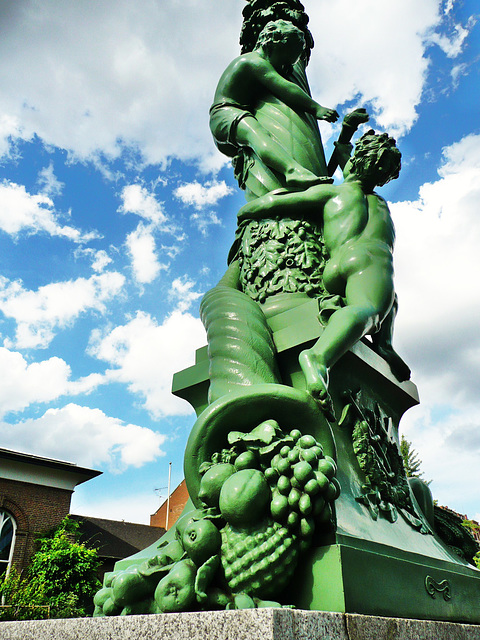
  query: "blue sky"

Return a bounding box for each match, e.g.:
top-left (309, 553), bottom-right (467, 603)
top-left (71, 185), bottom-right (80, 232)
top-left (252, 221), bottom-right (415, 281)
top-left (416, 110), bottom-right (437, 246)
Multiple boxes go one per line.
top-left (0, 0), bottom-right (479, 524)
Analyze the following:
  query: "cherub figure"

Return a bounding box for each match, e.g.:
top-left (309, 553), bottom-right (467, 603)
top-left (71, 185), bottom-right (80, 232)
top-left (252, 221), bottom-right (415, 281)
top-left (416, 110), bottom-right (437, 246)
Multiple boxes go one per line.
top-left (238, 130), bottom-right (411, 419)
top-left (210, 19), bottom-right (338, 190)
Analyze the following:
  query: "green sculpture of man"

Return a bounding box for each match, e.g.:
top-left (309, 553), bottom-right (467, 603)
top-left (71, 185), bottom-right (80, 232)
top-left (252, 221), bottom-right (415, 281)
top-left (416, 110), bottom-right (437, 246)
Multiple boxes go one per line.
top-left (210, 19), bottom-right (338, 190)
top-left (238, 130), bottom-right (411, 418)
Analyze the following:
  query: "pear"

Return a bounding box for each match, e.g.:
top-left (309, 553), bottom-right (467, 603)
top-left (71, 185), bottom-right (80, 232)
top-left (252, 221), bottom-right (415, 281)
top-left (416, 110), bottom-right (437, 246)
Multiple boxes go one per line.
top-left (155, 560), bottom-right (197, 613)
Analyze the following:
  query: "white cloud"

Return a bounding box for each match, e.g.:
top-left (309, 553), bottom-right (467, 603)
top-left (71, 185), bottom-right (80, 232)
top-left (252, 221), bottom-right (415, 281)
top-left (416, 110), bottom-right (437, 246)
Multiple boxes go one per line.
top-left (0, 403), bottom-right (165, 472)
top-left (161, 243), bottom-right (183, 260)
top-left (191, 211), bottom-right (222, 236)
top-left (392, 132), bottom-right (480, 406)
top-left (0, 271), bottom-right (125, 349)
top-left (119, 184), bottom-right (168, 228)
top-left (0, 114), bottom-right (26, 158)
top-left (126, 223), bottom-right (166, 284)
top-left (444, 0), bottom-right (455, 14)
top-left (307, 0), bottom-right (442, 135)
top-left (0, 1), bottom-right (241, 165)
top-left (0, 0), bottom-right (465, 166)
top-left (174, 180), bottom-right (230, 234)
top-left (174, 180), bottom-right (233, 210)
top-left (399, 404), bottom-right (480, 518)
top-left (74, 247), bottom-right (113, 272)
top-left (0, 180), bottom-right (98, 242)
top-left (390, 133), bottom-right (480, 515)
top-left (429, 20), bottom-right (474, 58)
top-left (89, 310), bottom-right (206, 418)
top-left (120, 185), bottom-right (179, 283)
top-left (0, 347), bottom-right (101, 418)
top-left (37, 162), bottom-right (64, 197)
top-left (91, 250), bottom-right (113, 273)
top-left (169, 277), bottom-right (203, 314)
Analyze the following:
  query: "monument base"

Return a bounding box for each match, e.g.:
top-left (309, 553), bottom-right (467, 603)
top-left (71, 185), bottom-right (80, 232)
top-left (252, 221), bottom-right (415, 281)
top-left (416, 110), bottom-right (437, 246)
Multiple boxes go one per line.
top-left (1, 609), bottom-right (479, 640)
top-left (170, 297), bottom-right (480, 623)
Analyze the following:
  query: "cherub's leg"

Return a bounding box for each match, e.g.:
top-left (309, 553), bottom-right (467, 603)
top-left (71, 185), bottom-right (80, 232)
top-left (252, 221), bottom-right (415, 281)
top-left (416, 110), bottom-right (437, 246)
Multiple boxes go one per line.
top-left (298, 349), bottom-right (334, 421)
top-left (236, 117), bottom-right (322, 190)
top-left (371, 294), bottom-right (411, 381)
top-left (299, 303), bottom-right (374, 421)
top-left (300, 263), bottom-right (394, 419)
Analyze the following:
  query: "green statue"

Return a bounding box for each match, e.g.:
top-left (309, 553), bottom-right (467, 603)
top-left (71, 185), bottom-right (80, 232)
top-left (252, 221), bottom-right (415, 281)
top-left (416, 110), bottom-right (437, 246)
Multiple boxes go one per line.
top-left (237, 129), bottom-right (411, 419)
top-left (210, 19), bottom-right (338, 191)
top-left (93, 0), bottom-right (480, 621)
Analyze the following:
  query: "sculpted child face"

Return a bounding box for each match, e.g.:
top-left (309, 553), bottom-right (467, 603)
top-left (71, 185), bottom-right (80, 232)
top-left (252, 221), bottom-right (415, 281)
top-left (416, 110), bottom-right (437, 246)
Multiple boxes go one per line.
top-left (281, 32), bottom-right (305, 64)
top-left (256, 19), bottom-right (305, 65)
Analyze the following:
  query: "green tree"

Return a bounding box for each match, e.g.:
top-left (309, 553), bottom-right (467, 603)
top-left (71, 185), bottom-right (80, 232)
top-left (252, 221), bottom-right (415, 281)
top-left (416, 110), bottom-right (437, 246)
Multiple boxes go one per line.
top-left (461, 519), bottom-right (480, 569)
top-left (0, 517), bottom-right (100, 620)
top-left (400, 435), bottom-right (424, 479)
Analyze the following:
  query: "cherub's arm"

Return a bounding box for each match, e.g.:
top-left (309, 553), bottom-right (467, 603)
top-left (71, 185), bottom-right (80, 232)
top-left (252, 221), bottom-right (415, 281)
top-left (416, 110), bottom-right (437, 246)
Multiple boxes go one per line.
top-left (237, 184), bottom-right (336, 223)
top-left (327, 109), bottom-right (369, 176)
top-left (253, 57), bottom-right (338, 122)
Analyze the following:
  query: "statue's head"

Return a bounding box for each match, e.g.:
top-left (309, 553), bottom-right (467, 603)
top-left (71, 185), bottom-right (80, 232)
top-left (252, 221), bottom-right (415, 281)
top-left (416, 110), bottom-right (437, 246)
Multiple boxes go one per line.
top-left (241, 4), bottom-right (314, 59)
top-left (350, 130), bottom-right (401, 187)
top-left (254, 19), bottom-right (305, 62)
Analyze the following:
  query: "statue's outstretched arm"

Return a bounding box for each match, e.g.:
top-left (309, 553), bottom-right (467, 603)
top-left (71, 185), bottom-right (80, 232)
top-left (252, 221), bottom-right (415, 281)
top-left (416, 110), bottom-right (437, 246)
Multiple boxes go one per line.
top-left (259, 62), bottom-right (338, 122)
top-left (327, 108), bottom-right (369, 176)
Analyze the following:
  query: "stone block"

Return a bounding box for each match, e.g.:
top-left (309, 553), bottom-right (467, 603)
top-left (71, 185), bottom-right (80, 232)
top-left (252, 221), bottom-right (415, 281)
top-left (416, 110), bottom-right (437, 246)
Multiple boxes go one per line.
top-left (1, 609), bottom-right (479, 640)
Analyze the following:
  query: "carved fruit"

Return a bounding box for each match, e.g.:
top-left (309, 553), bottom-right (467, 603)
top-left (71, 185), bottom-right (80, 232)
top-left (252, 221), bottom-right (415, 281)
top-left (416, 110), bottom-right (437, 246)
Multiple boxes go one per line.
top-left (298, 435), bottom-right (316, 449)
top-left (219, 469), bottom-right (270, 527)
top-left (270, 492), bottom-right (289, 520)
top-left (277, 474), bottom-right (291, 495)
top-left (235, 451), bottom-right (257, 471)
top-left (300, 517), bottom-right (315, 538)
top-left (299, 493), bottom-right (312, 516)
top-left (317, 458), bottom-right (336, 480)
top-left (232, 594), bottom-right (256, 609)
top-left (293, 460), bottom-right (314, 485)
top-left (103, 597), bottom-right (119, 616)
top-left (304, 478), bottom-right (320, 496)
top-left (182, 519), bottom-right (221, 567)
top-left (288, 487), bottom-right (301, 508)
top-left (198, 463), bottom-right (236, 507)
top-left (112, 568), bottom-right (154, 607)
top-left (301, 448), bottom-right (319, 464)
top-left (221, 520), bottom-right (299, 598)
top-left (93, 587), bottom-right (111, 608)
top-left (154, 560), bottom-right (196, 613)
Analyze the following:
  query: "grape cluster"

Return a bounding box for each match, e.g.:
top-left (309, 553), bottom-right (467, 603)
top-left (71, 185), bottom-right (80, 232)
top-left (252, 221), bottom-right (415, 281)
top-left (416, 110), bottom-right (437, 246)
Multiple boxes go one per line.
top-left (265, 430), bottom-right (339, 540)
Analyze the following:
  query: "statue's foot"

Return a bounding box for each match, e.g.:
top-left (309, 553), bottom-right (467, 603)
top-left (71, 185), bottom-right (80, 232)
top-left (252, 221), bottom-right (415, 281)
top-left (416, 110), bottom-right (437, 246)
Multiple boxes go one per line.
top-left (375, 345), bottom-right (411, 382)
top-left (298, 349), bottom-right (336, 422)
top-left (285, 167), bottom-right (322, 191)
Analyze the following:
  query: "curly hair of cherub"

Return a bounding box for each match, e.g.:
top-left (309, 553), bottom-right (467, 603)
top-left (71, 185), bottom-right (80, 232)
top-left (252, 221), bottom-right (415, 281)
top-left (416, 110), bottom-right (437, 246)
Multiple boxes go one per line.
top-left (351, 129), bottom-right (402, 186)
top-left (254, 19), bottom-right (305, 54)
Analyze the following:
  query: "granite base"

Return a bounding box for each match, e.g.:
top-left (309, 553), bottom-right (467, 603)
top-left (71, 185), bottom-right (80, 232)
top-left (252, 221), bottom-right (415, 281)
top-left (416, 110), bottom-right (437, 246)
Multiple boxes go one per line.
top-left (0, 609), bottom-right (479, 640)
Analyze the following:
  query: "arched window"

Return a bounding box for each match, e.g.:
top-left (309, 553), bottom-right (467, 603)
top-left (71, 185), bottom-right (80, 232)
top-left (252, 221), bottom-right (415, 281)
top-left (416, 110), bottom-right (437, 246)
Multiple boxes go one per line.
top-left (0, 510), bottom-right (16, 578)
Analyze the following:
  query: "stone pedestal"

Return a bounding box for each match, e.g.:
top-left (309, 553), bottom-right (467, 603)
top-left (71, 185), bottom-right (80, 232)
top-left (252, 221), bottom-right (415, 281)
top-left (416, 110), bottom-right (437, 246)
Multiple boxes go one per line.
top-left (1, 609), bottom-right (479, 640)
top-left (171, 297), bottom-right (480, 624)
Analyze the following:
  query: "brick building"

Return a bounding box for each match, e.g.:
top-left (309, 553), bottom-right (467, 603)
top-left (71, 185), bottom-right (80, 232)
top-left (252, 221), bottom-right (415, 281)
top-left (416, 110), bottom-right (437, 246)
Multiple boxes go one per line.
top-left (0, 448), bottom-right (167, 582)
top-left (0, 448), bottom-right (101, 577)
top-left (150, 479), bottom-right (189, 530)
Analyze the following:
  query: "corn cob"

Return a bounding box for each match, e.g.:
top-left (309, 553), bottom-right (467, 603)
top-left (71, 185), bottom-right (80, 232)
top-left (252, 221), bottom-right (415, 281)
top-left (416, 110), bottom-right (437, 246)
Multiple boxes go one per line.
top-left (220, 519), bottom-right (299, 598)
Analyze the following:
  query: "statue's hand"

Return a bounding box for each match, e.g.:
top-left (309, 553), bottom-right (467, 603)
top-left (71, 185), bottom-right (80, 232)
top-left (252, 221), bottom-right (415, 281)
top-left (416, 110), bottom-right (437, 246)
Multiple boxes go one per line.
top-left (316, 106), bottom-right (339, 122)
top-left (343, 108), bottom-right (369, 129)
